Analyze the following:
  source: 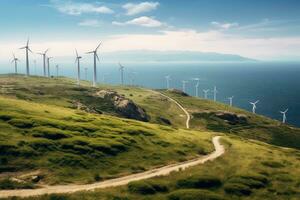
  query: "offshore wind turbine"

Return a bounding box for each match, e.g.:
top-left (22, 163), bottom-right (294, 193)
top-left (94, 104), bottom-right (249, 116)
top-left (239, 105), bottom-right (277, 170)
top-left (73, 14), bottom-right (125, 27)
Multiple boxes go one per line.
top-left (19, 39), bottom-right (32, 76)
top-left (75, 49), bottom-right (82, 86)
top-left (37, 48), bottom-right (49, 77)
top-left (250, 100), bottom-right (259, 114)
top-left (213, 86), bottom-right (218, 102)
top-left (11, 53), bottom-right (19, 74)
top-left (86, 43), bottom-right (101, 87)
top-left (280, 109), bottom-right (288, 124)
top-left (203, 89), bottom-right (209, 99)
top-left (182, 80), bottom-right (188, 93)
top-left (228, 96), bottom-right (234, 107)
top-left (192, 78), bottom-right (200, 97)
top-left (165, 75), bottom-right (171, 89)
top-left (118, 62), bottom-right (125, 85)
top-left (47, 57), bottom-right (53, 77)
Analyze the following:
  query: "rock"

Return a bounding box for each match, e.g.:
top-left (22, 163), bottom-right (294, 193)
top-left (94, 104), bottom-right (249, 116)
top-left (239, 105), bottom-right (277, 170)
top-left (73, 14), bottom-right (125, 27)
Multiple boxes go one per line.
top-left (96, 90), bottom-right (149, 122)
top-left (168, 89), bottom-right (189, 96)
top-left (31, 175), bottom-right (41, 183)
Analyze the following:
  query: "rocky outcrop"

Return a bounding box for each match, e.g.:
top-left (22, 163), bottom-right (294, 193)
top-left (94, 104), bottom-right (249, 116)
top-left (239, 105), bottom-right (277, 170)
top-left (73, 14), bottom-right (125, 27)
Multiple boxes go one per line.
top-left (96, 90), bottom-right (149, 122)
top-left (194, 111), bottom-right (248, 125)
top-left (167, 89), bottom-right (189, 96)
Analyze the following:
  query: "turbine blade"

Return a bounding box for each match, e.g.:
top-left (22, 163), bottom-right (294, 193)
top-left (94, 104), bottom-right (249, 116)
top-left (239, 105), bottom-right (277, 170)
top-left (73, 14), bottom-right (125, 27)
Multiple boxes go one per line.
top-left (27, 38), bottom-right (29, 46)
top-left (95, 42), bottom-right (102, 51)
top-left (19, 46), bottom-right (26, 49)
top-left (45, 48), bottom-right (49, 54)
top-left (75, 49), bottom-right (79, 57)
top-left (96, 53), bottom-right (100, 61)
top-left (86, 51), bottom-right (94, 54)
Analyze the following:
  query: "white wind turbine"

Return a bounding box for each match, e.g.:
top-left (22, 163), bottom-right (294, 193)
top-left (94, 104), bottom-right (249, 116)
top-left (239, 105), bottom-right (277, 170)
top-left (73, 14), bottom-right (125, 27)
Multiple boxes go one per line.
top-left (19, 38), bottom-right (32, 76)
top-left (250, 100), bottom-right (259, 114)
top-left (203, 89), bottom-right (209, 99)
top-left (182, 80), bottom-right (188, 93)
top-left (47, 57), bottom-right (53, 77)
top-left (11, 53), bottom-right (20, 74)
top-left (192, 78), bottom-right (200, 97)
top-left (280, 109), bottom-right (288, 124)
top-left (86, 43), bottom-right (101, 87)
top-left (75, 49), bottom-right (82, 86)
top-left (213, 86), bottom-right (218, 102)
top-left (165, 75), bottom-right (171, 89)
top-left (118, 62), bottom-right (125, 85)
top-left (37, 48), bottom-right (49, 77)
top-left (56, 64), bottom-right (59, 77)
top-left (228, 96), bottom-right (234, 107)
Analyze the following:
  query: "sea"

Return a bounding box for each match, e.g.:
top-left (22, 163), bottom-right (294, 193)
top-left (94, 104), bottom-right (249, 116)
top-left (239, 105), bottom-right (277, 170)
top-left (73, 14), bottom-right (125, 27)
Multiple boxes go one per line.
top-left (1, 61), bottom-right (300, 127)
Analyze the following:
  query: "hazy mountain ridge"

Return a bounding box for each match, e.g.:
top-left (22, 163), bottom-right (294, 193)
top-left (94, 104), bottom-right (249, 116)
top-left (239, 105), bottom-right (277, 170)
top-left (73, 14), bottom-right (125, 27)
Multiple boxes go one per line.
top-left (101, 50), bottom-right (257, 62)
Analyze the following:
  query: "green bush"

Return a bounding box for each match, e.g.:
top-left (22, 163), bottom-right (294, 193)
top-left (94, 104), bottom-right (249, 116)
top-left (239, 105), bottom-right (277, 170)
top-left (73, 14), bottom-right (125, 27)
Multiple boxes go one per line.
top-left (168, 189), bottom-right (224, 200)
top-left (224, 183), bottom-right (252, 196)
top-left (32, 127), bottom-right (70, 140)
top-left (48, 194), bottom-right (70, 200)
top-left (28, 139), bottom-right (56, 152)
top-left (8, 118), bottom-right (34, 128)
top-left (0, 114), bottom-right (12, 121)
top-left (128, 181), bottom-right (156, 195)
top-left (0, 179), bottom-right (35, 189)
top-left (176, 175), bottom-right (222, 189)
top-left (261, 161), bottom-right (285, 168)
top-left (227, 174), bottom-right (269, 189)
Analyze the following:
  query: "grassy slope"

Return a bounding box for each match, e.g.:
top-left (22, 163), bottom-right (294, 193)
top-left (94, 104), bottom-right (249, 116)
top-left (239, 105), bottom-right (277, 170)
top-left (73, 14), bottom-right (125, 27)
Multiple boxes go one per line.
top-left (16, 136), bottom-right (300, 200)
top-left (0, 96), bottom-right (213, 185)
top-left (160, 90), bottom-right (300, 149)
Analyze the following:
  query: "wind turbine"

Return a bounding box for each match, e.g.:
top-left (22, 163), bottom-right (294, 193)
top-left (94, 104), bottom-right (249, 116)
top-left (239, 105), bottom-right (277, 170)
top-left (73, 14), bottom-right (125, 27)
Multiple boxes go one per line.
top-left (182, 81), bottom-right (188, 93)
top-left (33, 60), bottom-right (37, 75)
top-left (75, 49), bottom-right (82, 86)
top-left (56, 64), bottom-right (59, 77)
top-left (129, 72), bottom-right (137, 86)
top-left (86, 43), bottom-right (101, 87)
top-left (11, 53), bottom-right (19, 74)
top-left (47, 57), bottom-right (53, 77)
top-left (37, 48), bottom-right (49, 77)
top-left (19, 38), bottom-right (32, 76)
top-left (250, 100), bottom-right (259, 114)
top-left (228, 96), bottom-right (234, 107)
top-left (213, 86), bottom-right (218, 102)
top-left (118, 62), bottom-right (125, 85)
top-left (280, 109), bottom-right (288, 124)
top-left (192, 78), bottom-right (200, 97)
top-left (165, 75), bottom-right (171, 89)
top-left (203, 89), bottom-right (209, 99)
top-left (84, 67), bottom-right (88, 80)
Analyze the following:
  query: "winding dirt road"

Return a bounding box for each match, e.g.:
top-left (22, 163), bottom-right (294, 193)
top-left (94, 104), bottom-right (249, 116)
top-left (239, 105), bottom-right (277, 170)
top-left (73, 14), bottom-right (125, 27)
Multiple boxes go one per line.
top-left (0, 136), bottom-right (224, 198)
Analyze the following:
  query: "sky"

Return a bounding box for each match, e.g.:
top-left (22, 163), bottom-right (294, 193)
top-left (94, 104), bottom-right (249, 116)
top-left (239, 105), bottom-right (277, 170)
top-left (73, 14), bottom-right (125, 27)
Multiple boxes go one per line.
top-left (1, 0), bottom-right (300, 62)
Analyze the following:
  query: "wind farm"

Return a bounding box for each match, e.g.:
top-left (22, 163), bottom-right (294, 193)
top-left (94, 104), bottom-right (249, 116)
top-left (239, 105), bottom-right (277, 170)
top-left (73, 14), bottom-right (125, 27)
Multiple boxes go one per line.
top-left (0, 1), bottom-right (299, 200)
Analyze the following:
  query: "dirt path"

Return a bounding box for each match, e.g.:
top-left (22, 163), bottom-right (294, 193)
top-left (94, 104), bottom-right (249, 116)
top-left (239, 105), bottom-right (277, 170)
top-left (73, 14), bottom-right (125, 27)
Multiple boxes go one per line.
top-left (150, 90), bottom-right (190, 129)
top-left (0, 136), bottom-right (224, 198)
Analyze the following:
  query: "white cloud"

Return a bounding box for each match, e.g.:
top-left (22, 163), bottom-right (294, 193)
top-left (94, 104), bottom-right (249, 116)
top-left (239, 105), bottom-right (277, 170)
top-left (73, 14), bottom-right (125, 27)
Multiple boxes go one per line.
top-left (51, 0), bottom-right (114, 15)
top-left (113, 16), bottom-right (163, 27)
top-left (123, 2), bottom-right (159, 16)
top-left (211, 21), bottom-right (239, 29)
top-left (78, 19), bottom-right (101, 27)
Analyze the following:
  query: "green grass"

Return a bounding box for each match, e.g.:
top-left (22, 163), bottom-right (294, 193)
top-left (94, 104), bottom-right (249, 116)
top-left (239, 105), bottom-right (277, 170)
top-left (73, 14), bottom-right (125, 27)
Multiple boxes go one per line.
top-left (14, 136), bottom-right (299, 200)
top-left (0, 95), bottom-right (213, 185)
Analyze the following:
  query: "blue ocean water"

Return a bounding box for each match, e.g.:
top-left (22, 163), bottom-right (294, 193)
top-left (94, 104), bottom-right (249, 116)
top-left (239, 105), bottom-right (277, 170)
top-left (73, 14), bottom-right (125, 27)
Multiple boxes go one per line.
top-left (1, 62), bottom-right (300, 127)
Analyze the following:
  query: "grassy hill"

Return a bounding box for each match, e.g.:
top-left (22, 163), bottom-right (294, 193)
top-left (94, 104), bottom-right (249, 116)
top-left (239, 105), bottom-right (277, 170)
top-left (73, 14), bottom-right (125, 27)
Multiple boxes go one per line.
top-left (0, 75), bottom-right (299, 200)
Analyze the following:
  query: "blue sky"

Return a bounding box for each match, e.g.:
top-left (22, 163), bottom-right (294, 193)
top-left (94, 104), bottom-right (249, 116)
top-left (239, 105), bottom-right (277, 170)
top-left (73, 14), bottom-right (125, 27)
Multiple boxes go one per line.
top-left (1, 0), bottom-right (300, 61)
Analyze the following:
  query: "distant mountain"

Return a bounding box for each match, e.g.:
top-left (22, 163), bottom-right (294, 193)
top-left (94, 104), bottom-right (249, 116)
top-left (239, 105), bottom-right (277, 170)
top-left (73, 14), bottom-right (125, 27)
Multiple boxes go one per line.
top-left (101, 50), bottom-right (256, 62)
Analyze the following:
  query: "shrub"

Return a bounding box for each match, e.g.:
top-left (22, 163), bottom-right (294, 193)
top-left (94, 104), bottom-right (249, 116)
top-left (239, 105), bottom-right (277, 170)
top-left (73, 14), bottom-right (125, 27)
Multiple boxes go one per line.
top-left (28, 139), bottom-right (56, 152)
top-left (261, 161), bottom-right (284, 168)
top-left (48, 194), bottom-right (69, 200)
top-left (0, 179), bottom-right (35, 189)
top-left (176, 175), bottom-right (222, 189)
top-left (224, 183), bottom-right (252, 196)
top-left (227, 174), bottom-right (269, 189)
top-left (168, 189), bottom-right (224, 200)
top-left (32, 127), bottom-right (70, 140)
top-left (128, 181), bottom-right (156, 195)
top-left (8, 119), bottom-right (34, 128)
top-left (0, 114), bottom-right (12, 121)
top-left (94, 173), bottom-right (102, 181)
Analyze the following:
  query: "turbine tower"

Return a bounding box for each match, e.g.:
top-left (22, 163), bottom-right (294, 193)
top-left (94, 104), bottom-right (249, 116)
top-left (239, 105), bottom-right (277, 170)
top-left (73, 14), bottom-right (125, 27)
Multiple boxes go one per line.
top-left (19, 39), bottom-right (32, 76)
top-left (75, 49), bottom-right (82, 86)
top-left (86, 43), bottom-right (101, 87)
top-left (250, 100), bottom-right (259, 114)
top-left (203, 89), bottom-right (209, 99)
top-left (228, 96), bottom-right (234, 107)
top-left (213, 86), bottom-right (218, 102)
top-left (165, 75), bottom-right (171, 89)
top-left (11, 53), bottom-right (19, 74)
top-left (280, 109), bottom-right (288, 124)
top-left (47, 57), bottom-right (53, 77)
top-left (37, 49), bottom-right (49, 77)
top-left (84, 67), bottom-right (88, 80)
top-left (56, 64), bottom-right (59, 77)
top-left (118, 62), bottom-right (125, 85)
top-left (182, 81), bottom-right (188, 93)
